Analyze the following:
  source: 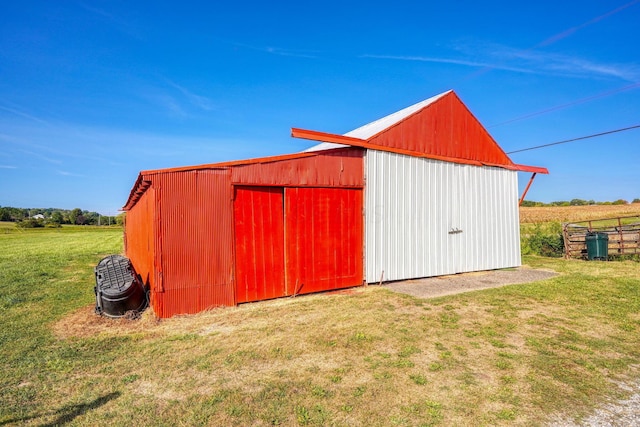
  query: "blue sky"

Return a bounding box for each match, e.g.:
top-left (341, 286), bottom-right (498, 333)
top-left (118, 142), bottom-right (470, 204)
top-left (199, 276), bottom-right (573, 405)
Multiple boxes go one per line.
top-left (1, 1), bottom-right (639, 214)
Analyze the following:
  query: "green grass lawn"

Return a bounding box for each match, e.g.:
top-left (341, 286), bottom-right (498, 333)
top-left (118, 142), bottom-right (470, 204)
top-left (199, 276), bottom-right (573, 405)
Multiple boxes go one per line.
top-left (1, 227), bottom-right (639, 426)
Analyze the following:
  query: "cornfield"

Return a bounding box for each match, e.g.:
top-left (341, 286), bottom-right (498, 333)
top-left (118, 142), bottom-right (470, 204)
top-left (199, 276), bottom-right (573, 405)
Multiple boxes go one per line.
top-left (520, 203), bottom-right (640, 224)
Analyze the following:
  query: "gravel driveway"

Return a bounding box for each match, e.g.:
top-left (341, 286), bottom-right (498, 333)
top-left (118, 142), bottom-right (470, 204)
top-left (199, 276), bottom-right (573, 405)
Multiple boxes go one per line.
top-left (547, 379), bottom-right (640, 426)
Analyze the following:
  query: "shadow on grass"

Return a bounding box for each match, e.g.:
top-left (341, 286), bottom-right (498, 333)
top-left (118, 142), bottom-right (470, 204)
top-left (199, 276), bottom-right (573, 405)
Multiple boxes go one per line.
top-left (0, 391), bottom-right (121, 426)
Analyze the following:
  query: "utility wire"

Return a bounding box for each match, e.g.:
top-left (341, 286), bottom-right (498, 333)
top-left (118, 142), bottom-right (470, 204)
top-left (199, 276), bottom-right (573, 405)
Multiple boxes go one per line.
top-left (507, 124), bottom-right (640, 154)
top-left (489, 82), bottom-right (640, 128)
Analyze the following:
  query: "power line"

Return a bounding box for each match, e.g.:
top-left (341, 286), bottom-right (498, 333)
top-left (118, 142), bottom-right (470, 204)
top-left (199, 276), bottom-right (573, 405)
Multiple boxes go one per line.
top-left (489, 82), bottom-right (640, 128)
top-left (536, 0), bottom-right (640, 48)
top-left (507, 124), bottom-right (640, 154)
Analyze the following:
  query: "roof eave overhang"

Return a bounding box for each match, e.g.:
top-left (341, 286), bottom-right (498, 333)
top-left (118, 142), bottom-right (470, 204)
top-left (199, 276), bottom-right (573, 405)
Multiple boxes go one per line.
top-left (292, 128), bottom-right (368, 147)
top-left (122, 145), bottom-right (365, 210)
top-left (292, 127), bottom-right (548, 173)
top-left (122, 174), bottom-right (151, 211)
top-left (512, 164), bottom-right (549, 174)
top-left (137, 147), bottom-right (361, 177)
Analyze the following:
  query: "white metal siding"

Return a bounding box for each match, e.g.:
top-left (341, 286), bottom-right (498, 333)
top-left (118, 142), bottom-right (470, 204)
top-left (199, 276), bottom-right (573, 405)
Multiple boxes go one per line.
top-left (365, 150), bottom-right (521, 283)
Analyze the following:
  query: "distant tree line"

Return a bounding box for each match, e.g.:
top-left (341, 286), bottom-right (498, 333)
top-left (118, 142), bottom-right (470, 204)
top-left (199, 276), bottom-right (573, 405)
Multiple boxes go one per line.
top-left (521, 198), bottom-right (640, 207)
top-left (0, 206), bottom-right (124, 228)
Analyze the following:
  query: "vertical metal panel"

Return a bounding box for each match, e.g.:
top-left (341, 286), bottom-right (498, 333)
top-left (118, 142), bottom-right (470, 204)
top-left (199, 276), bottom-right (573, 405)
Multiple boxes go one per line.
top-left (234, 186), bottom-right (286, 303)
top-left (369, 92), bottom-right (513, 167)
top-left (153, 169), bottom-right (234, 317)
top-left (286, 187), bottom-right (364, 294)
top-left (124, 187), bottom-right (156, 290)
top-left (231, 148), bottom-right (364, 187)
top-left (124, 185), bottom-right (167, 317)
top-left (366, 150), bottom-right (520, 283)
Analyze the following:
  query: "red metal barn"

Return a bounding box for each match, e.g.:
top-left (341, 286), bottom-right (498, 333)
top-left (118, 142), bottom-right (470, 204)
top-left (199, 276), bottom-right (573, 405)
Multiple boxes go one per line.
top-left (123, 149), bottom-right (365, 318)
top-left (293, 91), bottom-right (547, 283)
top-left (123, 90), bottom-right (547, 318)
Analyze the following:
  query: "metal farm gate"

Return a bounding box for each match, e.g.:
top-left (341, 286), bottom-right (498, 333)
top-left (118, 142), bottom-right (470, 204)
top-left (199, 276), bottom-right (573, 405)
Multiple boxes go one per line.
top-left (563, 215), bottom-right (640, 259)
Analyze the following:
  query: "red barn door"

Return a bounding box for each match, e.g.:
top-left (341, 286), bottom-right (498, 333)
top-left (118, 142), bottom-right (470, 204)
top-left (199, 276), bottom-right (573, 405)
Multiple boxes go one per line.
top-left (234, 186), bottom-right (364, 304)
top-left (285, 188), bottom-right (363, 295)
top-left (233, 186), bottom-right (286, 303)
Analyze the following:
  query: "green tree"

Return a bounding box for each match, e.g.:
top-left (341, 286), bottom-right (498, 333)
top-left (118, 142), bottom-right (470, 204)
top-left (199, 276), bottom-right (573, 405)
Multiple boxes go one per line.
top-left (520, 200), bottom-right (544, 207)
top-left (50, 211), bottom-right (64, 224)
top-left (69, 208), bottom-right (83, 225)
top-left (84, 212), bottom-right (99, 225)
top-left (16, 218), bottom-right (44, 228)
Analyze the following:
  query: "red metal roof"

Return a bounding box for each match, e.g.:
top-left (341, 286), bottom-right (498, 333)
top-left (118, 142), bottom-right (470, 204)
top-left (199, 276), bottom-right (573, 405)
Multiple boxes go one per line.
top-left (295, 90), bottom-right (548, 174)
top-left (230, 147), bottom-right (364, 187)
top-left (122, 147), bottom-right (363, 211)
top-left (123, 91), bottom-right (547, 212)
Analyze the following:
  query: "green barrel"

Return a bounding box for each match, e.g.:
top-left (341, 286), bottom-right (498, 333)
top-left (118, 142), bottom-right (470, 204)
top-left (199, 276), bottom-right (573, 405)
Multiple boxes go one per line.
top-left (585, 232), bottom-right (608, 260)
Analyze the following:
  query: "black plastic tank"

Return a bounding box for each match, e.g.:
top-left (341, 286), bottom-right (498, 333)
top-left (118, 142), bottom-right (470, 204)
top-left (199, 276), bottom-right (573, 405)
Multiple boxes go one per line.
top-left (94, 255), bottom-right (147, 317)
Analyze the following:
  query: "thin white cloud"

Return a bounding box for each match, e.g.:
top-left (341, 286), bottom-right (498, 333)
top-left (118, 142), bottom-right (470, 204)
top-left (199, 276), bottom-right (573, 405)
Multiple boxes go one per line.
top-left (164, 79), bottom-right (214, 111)
top-left (1, 125), bottom-right (108, 164)
top-left (360, 54), bottom-right (537, 75)
top-left (233, 42), bottom-right (318, 59)
top-left (546, 57), bottom-right (639, 81)
top-left (0, 165), bottom-right (17, 169)
top-left (0, 118), bottom-right (278, 168)
top-left (363, 43), bottom-right (640, 82)
top-left (158, 96), bottom-right (188, 118)
top-left (491, 46), bottom-right (640, 81)
top-left (57, 170), bottom-right (84, 177)
top-left (76, 2), bottom-right (143, 40)
top-left (139, 91), bottom-right (188, 118)
top-left (138, 78), bottom-right (216, 118)
top-left (18, 149), bottom-right (64, 165)
top-left (0, 105), bottom-right (49, 124)
top-left (264, 46), bottom-right (317, 59)
top-left (77, 2), bottom-right (116, 20)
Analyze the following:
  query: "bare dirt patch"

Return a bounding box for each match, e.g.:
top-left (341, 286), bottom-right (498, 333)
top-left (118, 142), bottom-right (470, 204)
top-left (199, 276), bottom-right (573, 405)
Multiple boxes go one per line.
top-left (55, 268), bottom-right (555, 339)
top-left (52, 305), bottom-right (160, 338)
top-left (383, 266), bottom-right (558, 299)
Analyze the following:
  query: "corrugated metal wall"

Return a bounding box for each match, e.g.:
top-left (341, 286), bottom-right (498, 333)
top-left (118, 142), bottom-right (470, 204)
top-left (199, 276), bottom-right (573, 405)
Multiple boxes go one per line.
top-left (231, 148), bottom-right (364, 187)
top-left (365, 150), bottom-right (520, 283)
top-left (233, 186), bottom-right (364, 301)
top-left (124, 186), bottom-right (156, 289)
top-left (367, 92), bottom-right (513, 167)
top-left (285, 187), bottom-right (363, 295)
top-left (234, 186), bottom-right (286, 303)
top-left (152, 169), bottom-right (235, 317)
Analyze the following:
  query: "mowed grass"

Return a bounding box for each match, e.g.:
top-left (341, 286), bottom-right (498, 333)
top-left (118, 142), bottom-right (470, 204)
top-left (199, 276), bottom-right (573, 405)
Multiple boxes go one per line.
top-left (1, 227), bottom-right (640, 426)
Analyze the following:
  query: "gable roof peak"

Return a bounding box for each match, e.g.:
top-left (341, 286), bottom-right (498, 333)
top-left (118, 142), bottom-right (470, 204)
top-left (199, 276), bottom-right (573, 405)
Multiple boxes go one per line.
top-left (344, 90), bottom-right (454, 140)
